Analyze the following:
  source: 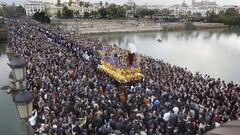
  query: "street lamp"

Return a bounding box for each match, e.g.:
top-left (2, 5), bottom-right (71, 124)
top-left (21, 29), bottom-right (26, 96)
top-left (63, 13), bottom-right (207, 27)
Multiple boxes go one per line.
top-left (8, 56), bottom-right (27, 81)
top-left (8, 56), bottom-right (33, 135)
top-left (13, 88), bottom-right (33, 119)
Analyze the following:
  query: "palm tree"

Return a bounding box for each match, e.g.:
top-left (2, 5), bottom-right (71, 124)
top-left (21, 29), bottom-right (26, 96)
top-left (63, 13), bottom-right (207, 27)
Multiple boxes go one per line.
top-left (68, 0), bottom-right (73, 6)
top-left (99, 1), bottom-right (103, 7)
top-left (57, 0), bottom-right (61, 6)
top-left (79, 1), bottom-right (84, 7)
top-left (105, 2), bottom-right (109, 7)
top-left (84, 2), bottom-right (90, 8)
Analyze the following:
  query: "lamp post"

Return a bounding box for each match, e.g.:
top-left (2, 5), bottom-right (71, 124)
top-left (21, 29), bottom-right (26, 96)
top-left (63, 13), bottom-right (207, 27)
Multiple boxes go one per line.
top-left (8, 56), bottom-right (27, 89)
top-left (8, 56), bottom-right (33, 135)
top-left (13, 89), bottom-right (33, 120)
top-left (13, 88), bottom-right (33, 135)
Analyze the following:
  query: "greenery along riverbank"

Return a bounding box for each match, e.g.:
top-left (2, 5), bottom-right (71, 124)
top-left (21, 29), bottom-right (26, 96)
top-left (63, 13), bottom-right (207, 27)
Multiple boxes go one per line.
top-left (205, 8), bottom-right (240, 27)
top-left (162, 22), bottom-right (227, 31)
top-left (0, 24), bottom-right (8, 42)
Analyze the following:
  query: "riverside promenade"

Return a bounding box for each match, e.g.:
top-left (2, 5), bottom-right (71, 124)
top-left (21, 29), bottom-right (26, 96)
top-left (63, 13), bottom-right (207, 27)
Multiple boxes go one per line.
top-left (52, 19), bottom-right (227, 34)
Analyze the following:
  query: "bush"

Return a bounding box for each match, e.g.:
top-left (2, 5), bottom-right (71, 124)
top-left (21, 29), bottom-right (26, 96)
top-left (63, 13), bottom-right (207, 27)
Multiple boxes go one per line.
top-left (32, 12), bottom-right (51, 23)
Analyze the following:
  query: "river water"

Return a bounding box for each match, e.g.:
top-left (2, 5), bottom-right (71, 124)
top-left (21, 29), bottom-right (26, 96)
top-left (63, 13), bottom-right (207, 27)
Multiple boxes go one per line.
top-left (93, 29), bottom-right (240, 84)
top-left (0, 43), bottom-right (26, 135)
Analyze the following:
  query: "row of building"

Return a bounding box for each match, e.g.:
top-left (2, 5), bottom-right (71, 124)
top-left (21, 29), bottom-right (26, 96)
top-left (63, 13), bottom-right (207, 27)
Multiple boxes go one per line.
top-left (141, 0), bottom-right (240, 17)
top-left (25, 0), bottom-right (102, 17)
top-left (24, 0), bottom-right (240, 18)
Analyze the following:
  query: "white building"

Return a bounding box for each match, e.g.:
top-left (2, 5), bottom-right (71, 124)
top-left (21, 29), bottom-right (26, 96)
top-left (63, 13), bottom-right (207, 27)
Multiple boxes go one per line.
top-left (169, 0), bottom-right (222, 17)
top-left (126, 0), bottom-right (136, 7)
top-left (125, 0), bottom-right (137, 18)
top-left (141, 0), bottom-right (223, 17)
top-left (59, 0), bottom-right (100, 17)
top-left (192, 0), bottom-right (217, 7)
top-left (25, 0), bottom-right (53, 16)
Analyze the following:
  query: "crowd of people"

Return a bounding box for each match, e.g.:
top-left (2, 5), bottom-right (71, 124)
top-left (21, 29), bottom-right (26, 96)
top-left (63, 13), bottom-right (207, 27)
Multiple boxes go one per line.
top-left (7, 17), bottom-right (240, 135)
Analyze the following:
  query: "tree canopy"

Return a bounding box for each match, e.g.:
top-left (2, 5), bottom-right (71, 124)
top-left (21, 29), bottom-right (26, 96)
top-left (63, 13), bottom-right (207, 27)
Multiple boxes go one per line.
top-left (84, 11), bottom-right (90, 19)
top-left (0, 4), bottom-right (26, 17)
top-left (97, 4), bottom-right (126, 19)
top-left (225, 8), bottom-right (239, 16)
top-left (15, 5), bottom-right (26, 16)
top-left (136, 8), bottom-right (156, 18)
top-left (62, 6), bottom-right (73, 18)
top-left (57, 0), bottom-right (61, 6)
top-left (204, 8), bottom-right (240, 27)
top-left (98, 7), bottom-right (108, 19)
top-left (32, 12), bottom-right (51, 23)
top-left (57, 9), bottom-right (61, 18)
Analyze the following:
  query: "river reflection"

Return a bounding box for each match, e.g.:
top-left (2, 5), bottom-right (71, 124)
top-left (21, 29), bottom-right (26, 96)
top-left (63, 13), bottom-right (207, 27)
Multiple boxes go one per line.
top-left (93, 29), bottom-right (240, 84)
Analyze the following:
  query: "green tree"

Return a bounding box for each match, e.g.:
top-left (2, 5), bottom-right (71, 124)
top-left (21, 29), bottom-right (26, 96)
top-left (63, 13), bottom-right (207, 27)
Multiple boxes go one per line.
top-left (137, 8), bottom-right (156, 18)
top-left (225, 8), bottom-right (239, 16)
top-left (84, 2), bottom-right (90, 8)
top-left (1, 4), bottom-right (15, 17)
top-left (32, 12), bottom-right (51, 23)
top-left (79, 1), bottom-right (84, 7)
top-left (84, 11), bottom-right (90, 18)
top-left (15, 5), bottom-right (26, 16)
top-left (206, 10), bottom-right (220, 22)
top-left (106, 4), bottom-right (126, 19)
top-left (107, 4), bottom-right (117, 18)
top-left (90, 10), bottom-right (98, 19)
top-left (99, 1), bottom-right (103, 7)
top-left (105, 2), bottom-right (109, 7)
top-left (0, 4), bottom-right (26, 17)
top-left (98, 7), bottom-right (108, 18)
top-left (62, 6), bottom-right (73, 18)
top-left (0, 8), bottom-right (4, 16)
top-left (218, 10), bottom-right (224, 16)
top-left (187, 11), bottom-right (192, 17)
top-left (57, 9), bottom-right (61, 18)
top-left (123, 4), bottom-right (132, 10)
top-left (74, 10), bottom-right (80, 18)
top-left (68, 0), bottom-right (73, 6)
top-left (57, 0), bottom-right (61, 6)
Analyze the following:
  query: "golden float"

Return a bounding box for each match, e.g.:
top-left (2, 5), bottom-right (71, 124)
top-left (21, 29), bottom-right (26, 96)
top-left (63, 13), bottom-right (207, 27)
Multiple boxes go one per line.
top-left (98, 56), bottom-right (143, 83)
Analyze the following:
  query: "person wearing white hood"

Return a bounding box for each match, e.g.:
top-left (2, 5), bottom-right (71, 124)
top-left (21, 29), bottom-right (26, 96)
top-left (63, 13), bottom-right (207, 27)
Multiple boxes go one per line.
top-left (29, 109), bottom-right (38, 128)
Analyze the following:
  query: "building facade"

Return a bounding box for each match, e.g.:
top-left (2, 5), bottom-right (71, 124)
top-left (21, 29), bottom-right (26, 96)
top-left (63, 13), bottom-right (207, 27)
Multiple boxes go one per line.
top-left (25, 0), bottom-right (53, 16)
top-left (49, 0), bottom-right (101, 18)
top-left (192, 0), bottom-right (217, 7)
top-left (140, 0), bottom-right (222, 17)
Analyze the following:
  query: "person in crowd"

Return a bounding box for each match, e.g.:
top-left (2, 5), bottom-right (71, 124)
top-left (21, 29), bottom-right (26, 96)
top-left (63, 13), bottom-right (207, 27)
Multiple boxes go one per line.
top-left (29, 109), bottom-right (38, 129)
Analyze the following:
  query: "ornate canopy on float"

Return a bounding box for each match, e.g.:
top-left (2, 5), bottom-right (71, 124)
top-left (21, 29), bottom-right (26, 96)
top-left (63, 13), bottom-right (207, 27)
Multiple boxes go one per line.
top-left (98, 43), bottom-right (144, 83)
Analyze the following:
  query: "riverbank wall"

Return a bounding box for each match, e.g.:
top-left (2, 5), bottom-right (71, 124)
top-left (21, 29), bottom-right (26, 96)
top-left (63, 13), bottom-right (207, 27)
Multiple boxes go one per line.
top-left (79, 26), bottom-right (164, 34)
top-left (52, 19), bottom-right (228, 35)
top-left (78, 23), bottom-right (227, 34)
top-left (161, 23), bottom-right (227, 31)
